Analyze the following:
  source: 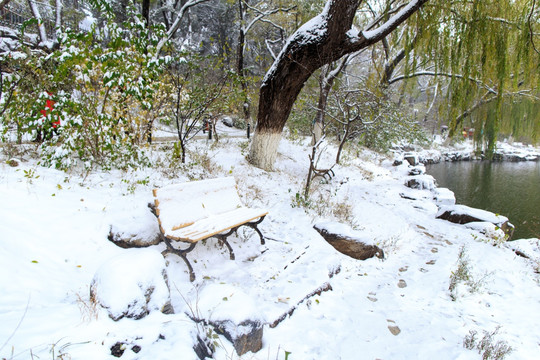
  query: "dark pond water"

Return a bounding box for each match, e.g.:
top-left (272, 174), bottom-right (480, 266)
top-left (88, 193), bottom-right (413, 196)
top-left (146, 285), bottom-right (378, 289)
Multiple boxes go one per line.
top-left (426, 161), bottom-right (540, 240)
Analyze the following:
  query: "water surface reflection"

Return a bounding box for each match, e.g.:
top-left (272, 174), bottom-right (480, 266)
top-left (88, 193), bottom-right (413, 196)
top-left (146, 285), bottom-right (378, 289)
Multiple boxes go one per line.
top-left (426, 161), bottom-right (540, 240)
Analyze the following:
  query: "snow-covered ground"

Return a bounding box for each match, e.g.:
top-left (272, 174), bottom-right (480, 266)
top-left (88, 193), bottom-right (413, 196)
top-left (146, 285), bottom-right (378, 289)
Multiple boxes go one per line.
top-left (1, 134), bottom-right (539, 360)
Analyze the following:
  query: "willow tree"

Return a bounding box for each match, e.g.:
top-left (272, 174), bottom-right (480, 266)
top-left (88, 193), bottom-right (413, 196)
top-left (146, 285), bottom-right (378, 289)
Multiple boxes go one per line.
top-left (382, 0), bottom-right (540, 156)
top-left (442, 0), bottom-right (539, 155)
top-left (248, 0), bottom-right (429, 170)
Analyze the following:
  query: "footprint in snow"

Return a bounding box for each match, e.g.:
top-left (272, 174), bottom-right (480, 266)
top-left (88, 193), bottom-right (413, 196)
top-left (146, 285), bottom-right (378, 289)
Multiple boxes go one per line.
top-left (387, 319), bottom-right (401, 336)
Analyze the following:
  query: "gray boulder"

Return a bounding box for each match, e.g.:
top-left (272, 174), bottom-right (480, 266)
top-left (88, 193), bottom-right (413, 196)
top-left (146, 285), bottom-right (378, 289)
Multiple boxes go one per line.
top-left (212, 319), bottom-right (264, 356)
top-left (437, 205), bottom-right (514, 239)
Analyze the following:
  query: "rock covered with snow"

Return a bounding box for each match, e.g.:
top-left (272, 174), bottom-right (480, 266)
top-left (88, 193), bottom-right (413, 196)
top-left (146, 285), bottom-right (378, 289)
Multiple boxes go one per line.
top-left (90, 249), bottom-right (173, 321)
top-left (464, 221), bottom-right (506, 240)
top-left (403, 152), bottom-right (419, 166)
top-left (437, 204), bottom-right (514, 239)
top-left (193, 284), bottom-right (264, 355)
top-left (408, 165), bottom-right (425, 176)
top-left (433, 187), bottom-right (456, 206)
top-left (212, 319), bottom-right (264, 356)
top-left (404, 174), bottom-right (436, 190)
top-left (108, 203), bottom-right (162, 248)
top-left (313, 221), bottom-right (384, 260)
top-left (495, 142), bottom-right (540, 161)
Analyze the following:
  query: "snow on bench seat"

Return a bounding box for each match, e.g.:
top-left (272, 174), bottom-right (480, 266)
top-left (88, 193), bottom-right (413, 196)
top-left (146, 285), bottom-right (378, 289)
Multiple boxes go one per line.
top-left (152, 177), bottom-right (268, 281)
top-left (168, 207), bottom-right (268, 242)
top-left (153, 177), bottom-right (268, 243)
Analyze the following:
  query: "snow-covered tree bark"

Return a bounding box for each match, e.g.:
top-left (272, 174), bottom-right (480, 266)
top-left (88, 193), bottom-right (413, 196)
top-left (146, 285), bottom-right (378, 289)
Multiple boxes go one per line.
top-left (248, 0), bottom-right (428, 170)
top-left (25, 0), bottom-right (62, 49)
top-left (27, 0), bottom-right (49, 46)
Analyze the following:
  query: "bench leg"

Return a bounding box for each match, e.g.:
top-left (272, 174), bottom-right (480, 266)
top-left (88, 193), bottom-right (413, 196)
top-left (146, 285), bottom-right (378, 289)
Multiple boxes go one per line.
top-left (161, 235), bottom-right (197, 282)
top-left (244, 216), bottom-right (266, 245)
top-left (214, 228), bottom-right (236, 260)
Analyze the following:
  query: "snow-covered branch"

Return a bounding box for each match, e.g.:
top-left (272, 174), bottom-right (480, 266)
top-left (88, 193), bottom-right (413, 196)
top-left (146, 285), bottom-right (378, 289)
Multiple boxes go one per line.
top-left (0, 0), bottom-right (12, 12)
top-left (243, 4), bottom-right (295, 34)
top-left (359, 0), bottom-right (428, 42)
top-left (26, 0), bottom-right (48, 46)
top-left (55, 0), bottom-right (62, 32)
top-left (265, 38), bottom-right (281, 60)
top-left (155, 0), bottom-right (209, 56)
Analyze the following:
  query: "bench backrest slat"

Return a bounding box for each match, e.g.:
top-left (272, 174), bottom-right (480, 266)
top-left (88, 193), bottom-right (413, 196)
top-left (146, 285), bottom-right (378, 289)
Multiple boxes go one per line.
top-left (154, 177), bottom-right (243, 232)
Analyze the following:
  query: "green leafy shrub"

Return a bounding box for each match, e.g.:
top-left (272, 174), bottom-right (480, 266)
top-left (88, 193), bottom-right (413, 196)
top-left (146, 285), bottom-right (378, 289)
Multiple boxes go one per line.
top-left (1, 2), bottom-right (171, 171)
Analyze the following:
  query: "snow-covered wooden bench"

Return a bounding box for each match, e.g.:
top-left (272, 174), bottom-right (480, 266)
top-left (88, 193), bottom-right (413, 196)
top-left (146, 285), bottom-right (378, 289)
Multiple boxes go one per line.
top-left (152, 177), bottom-right (268, 281)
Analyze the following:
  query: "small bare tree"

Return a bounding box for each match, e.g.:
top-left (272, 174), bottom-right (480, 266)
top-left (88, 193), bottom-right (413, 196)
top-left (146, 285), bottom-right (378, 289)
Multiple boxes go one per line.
top-left (304, 136), bottom-right (335, 199)
top-left (168, 58), bottom-right (227, 163)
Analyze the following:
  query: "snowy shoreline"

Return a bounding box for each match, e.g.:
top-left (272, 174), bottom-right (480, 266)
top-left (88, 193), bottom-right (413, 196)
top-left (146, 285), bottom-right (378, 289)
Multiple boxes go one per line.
top-left (410, 139), bottom-right (540, 164)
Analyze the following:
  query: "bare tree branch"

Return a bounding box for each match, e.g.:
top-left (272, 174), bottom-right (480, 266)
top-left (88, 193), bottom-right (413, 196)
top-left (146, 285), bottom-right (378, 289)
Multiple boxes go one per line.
top-left (388, 71), bottom-right (498, 94)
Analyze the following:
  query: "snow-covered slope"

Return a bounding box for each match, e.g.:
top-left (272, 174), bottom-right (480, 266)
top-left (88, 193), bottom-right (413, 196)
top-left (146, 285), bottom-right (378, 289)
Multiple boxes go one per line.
top-left (1, 136), bottom-right (538, 360)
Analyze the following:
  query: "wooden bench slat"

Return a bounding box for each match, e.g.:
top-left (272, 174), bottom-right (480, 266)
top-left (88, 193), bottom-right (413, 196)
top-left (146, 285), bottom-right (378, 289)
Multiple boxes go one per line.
top-left (166, 207), bottom-right (268, 242)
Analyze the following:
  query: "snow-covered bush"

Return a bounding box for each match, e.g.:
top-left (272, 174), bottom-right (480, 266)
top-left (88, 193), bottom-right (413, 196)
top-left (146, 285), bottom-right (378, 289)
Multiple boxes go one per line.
top-left (1, 2), bottom-right (172, 171)
top-left (0, 50), bottom-right (57, 144)
top-left (38, 6), bottom-right (172, 170)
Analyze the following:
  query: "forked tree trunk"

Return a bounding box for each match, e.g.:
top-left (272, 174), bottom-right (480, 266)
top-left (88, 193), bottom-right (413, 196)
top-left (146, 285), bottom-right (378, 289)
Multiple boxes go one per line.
top-left (248, 0), bottom-right (428, 170)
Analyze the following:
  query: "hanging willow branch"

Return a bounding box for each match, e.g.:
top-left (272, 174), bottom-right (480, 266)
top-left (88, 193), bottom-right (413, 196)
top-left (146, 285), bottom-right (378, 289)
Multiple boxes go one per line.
top-left (528, 0), bottom-right (540, 55)
top-left (388, 71), bottom-right (498, 95)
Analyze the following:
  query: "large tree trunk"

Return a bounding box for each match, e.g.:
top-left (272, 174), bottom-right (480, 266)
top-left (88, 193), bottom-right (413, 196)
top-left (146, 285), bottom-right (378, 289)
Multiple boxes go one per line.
top-left (248, 0), bottom-right (428, 170)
